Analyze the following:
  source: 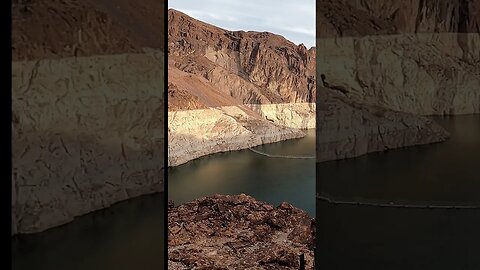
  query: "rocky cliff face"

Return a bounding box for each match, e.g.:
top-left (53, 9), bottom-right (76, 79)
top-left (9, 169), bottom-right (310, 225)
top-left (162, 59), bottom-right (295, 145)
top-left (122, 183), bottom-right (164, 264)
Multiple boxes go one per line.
top-left (316, 1), bottom-right (480, 162)
top-left (12, 0), bottom-right (165, 61)
top-left (317, 87), bottom-right (449, 162)
top-left (12, 53), bottom-right (165, 235)
top-left (168, 9), bottom-right (316, 106)
top-left (318, 33), bottom-right (480, 116)
top-left (167, 9), bottom-right (316, 166)
top-left (317, 0), bottom-right (480, 38)
top-left (168, 194), bottom-right (315, 269)
top-left (168, 104), bottom-right (314, 166)
top-left (12, 1), bottom-right (165, 234)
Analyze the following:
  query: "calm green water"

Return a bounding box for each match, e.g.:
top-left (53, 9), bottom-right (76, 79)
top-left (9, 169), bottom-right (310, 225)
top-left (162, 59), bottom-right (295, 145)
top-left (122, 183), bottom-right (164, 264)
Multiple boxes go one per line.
top-left (12, 193), bottom-right (165, 270)
top-left (168, 129), bottom-right (316, 216)
top-left (316, 115), bottom-right (480, 269)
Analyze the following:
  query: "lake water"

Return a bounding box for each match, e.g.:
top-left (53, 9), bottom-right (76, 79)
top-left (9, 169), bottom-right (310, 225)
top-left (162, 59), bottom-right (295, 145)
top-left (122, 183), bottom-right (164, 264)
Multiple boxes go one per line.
top-left (168, 129), bottom-right (316, 216)
top-left (11, 129), bottom-right (315, 270)
top-left (12, 115), bottom-right (478, 269)
top-left (316, 114), bottom-right (480, 269)
top-left (12, 193), bottom-right (165, 270)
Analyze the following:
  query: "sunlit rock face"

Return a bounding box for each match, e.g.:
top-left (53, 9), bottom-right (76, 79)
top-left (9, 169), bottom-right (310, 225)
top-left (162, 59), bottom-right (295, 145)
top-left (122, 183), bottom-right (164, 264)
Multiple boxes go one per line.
top-left (167, 9), bottom-right (317, 166)
top-left (168, 104), bottom-right (315, 166)
top-left (168, 9), bottom-right (316, 106)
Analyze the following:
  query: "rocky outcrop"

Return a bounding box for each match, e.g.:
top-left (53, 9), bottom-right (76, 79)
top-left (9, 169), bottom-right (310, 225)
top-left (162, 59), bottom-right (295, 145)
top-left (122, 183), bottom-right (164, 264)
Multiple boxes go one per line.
top-left (168, 194), bottom-right (315, 269)
top-left (317, 87), bottom-right (449, 162)
top-left (168, 9), bottom-right (316, 105)
top-left (12, 52), bottom-right (165, 234)
top-left (168, 104), bottom-right (314, 166)
top-left (245, 103), bottom-right (316, 129)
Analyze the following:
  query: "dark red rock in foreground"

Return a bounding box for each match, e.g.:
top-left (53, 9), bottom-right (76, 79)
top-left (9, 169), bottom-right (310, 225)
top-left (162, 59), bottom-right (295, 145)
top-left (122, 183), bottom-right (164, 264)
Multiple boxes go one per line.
top-left (168, 194), bottom-right (315, 269)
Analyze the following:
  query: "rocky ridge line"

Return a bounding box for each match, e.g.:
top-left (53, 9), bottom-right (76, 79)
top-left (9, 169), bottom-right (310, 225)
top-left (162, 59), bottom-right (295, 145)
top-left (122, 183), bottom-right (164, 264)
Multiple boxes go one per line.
top-left (168, 9), bottom-right (316, 108)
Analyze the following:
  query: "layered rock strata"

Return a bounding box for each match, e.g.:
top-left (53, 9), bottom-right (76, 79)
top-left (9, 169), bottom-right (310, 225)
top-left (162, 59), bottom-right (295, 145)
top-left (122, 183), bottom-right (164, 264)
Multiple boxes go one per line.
top-left (317, 87), bottom-right (449, 162)
top-left (167, 9), bottom-right (317, 166)
top-left (12, 0), bottom-right (165, 60)
top-left (168, 194), bottom-right (315, 269)
top-left (12, 52), bottom-right (165, 235)
top-left (12, 0), bottom-right (166, 235)
top-left (317, 0), bottom-right (480, 38)
top-left (317, 33), bottom-right (480, 116)
top-left (316, 1), bottom-right (480, 162)
top-left (168, 9), bottom-right (316, 105)
top-left (168, 103), bottom-right (314, 166)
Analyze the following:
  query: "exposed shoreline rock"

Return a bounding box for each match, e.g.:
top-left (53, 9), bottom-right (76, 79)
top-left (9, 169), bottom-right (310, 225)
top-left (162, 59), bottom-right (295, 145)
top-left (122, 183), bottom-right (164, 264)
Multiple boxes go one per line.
top-left (317, 33), bottom-right (480, 116)
top-left (317, 87), bottom-right (450, 162)
top-left (12, 52), bottom-right (165, 235)
top-left (167, 9), bottom-right (318, 167)
top-left (316, 2), bottom-right (479, 163)
top-left (168, 194), bottom-right (315, 269)
top-left (168, 103), bottom-right (315, 167)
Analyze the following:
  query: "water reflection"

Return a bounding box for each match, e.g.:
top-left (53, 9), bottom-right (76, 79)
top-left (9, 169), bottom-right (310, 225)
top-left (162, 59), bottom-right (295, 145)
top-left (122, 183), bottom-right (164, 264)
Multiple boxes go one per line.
top-left (168, 129), bottom-right (316, 216)
top-left (316, 115), bottom-right (480, 269)
top-left (317, 115), bottom-right (480, 205)
top-left (12, 193), bottom-right (165, 270)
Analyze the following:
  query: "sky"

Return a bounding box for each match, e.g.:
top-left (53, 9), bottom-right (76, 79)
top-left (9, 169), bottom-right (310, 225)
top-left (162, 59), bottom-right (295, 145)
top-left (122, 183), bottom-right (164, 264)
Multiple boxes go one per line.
top-left (169, 0), bottom-right (315, 48)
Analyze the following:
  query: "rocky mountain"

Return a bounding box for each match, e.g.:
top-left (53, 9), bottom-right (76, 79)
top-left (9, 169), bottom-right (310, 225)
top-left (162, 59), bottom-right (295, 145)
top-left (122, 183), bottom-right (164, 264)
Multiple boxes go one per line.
top-left (167, 9), bottom-right (316, 166)
top-left (168, 9), bottom-right (316, 110)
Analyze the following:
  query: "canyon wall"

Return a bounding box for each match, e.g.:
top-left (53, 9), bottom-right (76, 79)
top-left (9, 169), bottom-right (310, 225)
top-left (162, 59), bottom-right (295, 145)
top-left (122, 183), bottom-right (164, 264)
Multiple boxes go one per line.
top-left (316, 87), bottom-right (449, 162)
top-left (167, 9), bottom-right (317, 166)
top-left (317, 0), bottom-right (480, 38)
top-left (168, 103), bottom-right (315, 166)
top-left (168, 9), bottom-right (316, 105)
top-left (12, 0), bottom-right (165, 61)
top-left (12, 52), bottom-right (164, 234)
top-left (318, 33), bottom-right (480, 116)
top-left (316, 1), bottom-right (480, 162)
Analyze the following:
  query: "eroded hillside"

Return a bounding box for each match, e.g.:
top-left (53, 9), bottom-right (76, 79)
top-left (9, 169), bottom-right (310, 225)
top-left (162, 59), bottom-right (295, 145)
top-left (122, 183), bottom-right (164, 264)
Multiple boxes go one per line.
top-left (168, 9), bottom-right (316, 109)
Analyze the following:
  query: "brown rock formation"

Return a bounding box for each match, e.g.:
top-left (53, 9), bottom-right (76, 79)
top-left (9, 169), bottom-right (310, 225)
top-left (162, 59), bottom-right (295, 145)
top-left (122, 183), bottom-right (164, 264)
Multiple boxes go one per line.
top-left (168, 194), bottom-right (315, 269)
top-left (168, 9), bottom-right (316, 109)
top-left (317, 0), bottom-right (480, 38)
top-left (317, 87), bottom-right (449, 162)
top-left (316, 1), bottom-right (479, 162)
top-left (12, 0), bottom-right (165, 61)
top-left (167, 9), bottom-right (316, 166)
